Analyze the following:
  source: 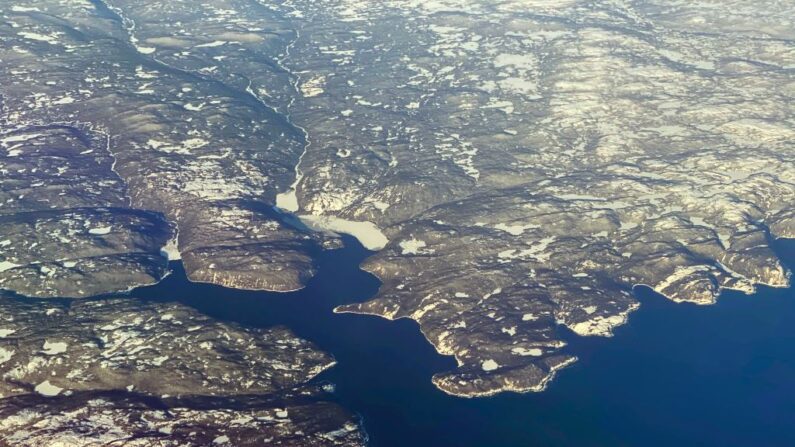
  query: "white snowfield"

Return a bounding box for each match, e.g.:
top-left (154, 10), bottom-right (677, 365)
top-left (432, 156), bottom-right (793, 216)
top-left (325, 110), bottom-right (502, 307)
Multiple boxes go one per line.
top-left (299, 214), bottom-right (388, 251)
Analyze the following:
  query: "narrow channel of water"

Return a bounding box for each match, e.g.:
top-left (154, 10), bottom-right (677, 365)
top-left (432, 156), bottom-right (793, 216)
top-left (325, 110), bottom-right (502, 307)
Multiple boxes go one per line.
top-left (128, 237), bottom-right (795, 447)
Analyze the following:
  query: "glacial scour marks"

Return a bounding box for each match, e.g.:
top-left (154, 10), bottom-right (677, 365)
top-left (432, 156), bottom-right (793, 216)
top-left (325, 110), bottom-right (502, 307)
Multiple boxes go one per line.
top-left (3, 0), bottom-right (795, 400)
top-left (342, 172), bottom-right (793, 396)
top-left (0, 298), bottom-right (334, 398)
top-left (0, 124), bottom-right (173, 298)
top-left (0, 297), bottom-right (367, 446)
top-left (2, 0), bottom-right (318, 293)
top-left (265, 0), bottom-right (795, 398)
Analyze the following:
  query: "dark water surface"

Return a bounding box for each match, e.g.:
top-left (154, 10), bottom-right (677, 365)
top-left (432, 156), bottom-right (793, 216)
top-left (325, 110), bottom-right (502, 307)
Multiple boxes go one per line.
top-left (129, 237), bottom-right (795, 447)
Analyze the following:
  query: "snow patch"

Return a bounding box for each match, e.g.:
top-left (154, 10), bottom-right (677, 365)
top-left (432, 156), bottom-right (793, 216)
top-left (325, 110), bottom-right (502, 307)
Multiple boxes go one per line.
top-left (196, 40), bottom-right (227, 48)
top-left (0, 261), bottom-right (20, 272)
top-left (300, 75), bottom-right (326, 97)
top-left (481, 359), bottom-right (500, 371)
top-left (88, 226), bottom-right (112, 235)
top-left (298, 215), bottom-right (388, 250)
top-left (42, 341), bottom-right (68, 355)
top-left (276, 190), bottom-right (299, 212)
top-left (0, 329), bottom-right (16, 338)
top-left (35, 380), bottom-right (63, 397)
top-left (18, 31), bottom-right (59, 44)
top-left (0, 346), bottom-right (13, 364)
top-left (160, 239), bottom-right (181, 261)
top-left (399, 239), bottom-right (427, 255)
top-left (511, 347), bottom-right (543, 356)
top-left (11, 6), bottom-right (41, 12)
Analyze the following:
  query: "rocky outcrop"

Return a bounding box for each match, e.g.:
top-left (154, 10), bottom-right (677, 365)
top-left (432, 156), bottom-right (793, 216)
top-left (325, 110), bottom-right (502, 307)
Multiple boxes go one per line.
top-left (0, 296), bottom-right (365, 446)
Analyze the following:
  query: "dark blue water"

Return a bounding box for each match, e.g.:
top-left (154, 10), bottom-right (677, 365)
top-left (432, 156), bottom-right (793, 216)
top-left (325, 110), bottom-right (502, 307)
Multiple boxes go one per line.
top-left (129, 237), bottom-right (795, 447)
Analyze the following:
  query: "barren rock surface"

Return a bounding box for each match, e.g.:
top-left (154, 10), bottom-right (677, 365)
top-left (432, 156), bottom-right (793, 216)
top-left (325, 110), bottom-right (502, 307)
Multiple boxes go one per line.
top-left (0, 123), bottom-right (172, 298)
top-left (1, 0), bottom-right (315, 293)
top-left (0, 0), bottom-right (793, 400)
top-left (0, 296), bottom-right (365, 446)
top-left (0, 392), bottom-right (364, 447)
top-left (276, 0), bottom-right (795, 396)
top-left (0, 298), bottom-right (333, 398)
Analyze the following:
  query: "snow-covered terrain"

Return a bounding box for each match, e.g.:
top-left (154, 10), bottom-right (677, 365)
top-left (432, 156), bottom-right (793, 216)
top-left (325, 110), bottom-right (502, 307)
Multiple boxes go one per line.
top-left (1, 0), bottom-right (793, 404)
